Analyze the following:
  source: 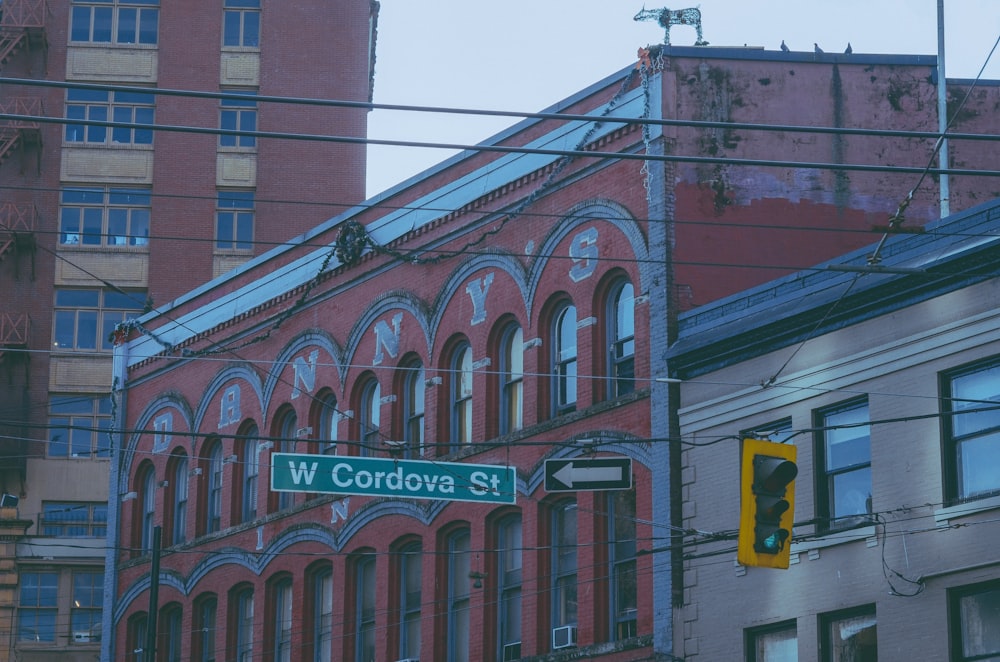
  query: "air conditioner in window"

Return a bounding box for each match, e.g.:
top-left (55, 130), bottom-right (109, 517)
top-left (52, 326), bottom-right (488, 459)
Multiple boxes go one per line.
top-left (72, 631), bottom-right (92, 643)
top-left (503, 641), bottom-right (522, 660)
top-left (552, 624), bottom-right (577, 650)
top-left (393, 658), bottom-right (419, 662)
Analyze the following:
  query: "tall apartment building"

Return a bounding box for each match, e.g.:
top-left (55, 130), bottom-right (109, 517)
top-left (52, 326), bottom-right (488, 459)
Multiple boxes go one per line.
top-left (106, 44), bottom-right (997, 662)
top-left (0, 1), bottom-right (377, 658)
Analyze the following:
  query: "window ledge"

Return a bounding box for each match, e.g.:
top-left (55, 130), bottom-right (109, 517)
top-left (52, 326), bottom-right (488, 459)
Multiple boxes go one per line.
top-left (790, 524), bottom-right (877, 555)
top-left (935, 494), bottom-right (1000, 525)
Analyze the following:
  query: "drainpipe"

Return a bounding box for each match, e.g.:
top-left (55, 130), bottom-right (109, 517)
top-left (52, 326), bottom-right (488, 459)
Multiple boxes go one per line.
top-left (937, 0), bottom-right (950, 217)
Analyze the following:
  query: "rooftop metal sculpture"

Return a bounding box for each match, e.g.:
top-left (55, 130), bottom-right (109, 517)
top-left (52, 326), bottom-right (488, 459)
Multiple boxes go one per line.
top-left (634, 6), bottom-right (708, 46)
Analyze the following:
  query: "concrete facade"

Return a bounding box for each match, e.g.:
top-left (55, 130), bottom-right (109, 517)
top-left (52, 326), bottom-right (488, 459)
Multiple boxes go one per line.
top-left (0, 0), bottom-right (376, 658)
top-left (107, 42), bottom-right (999, 662)
top-left (670, 198), bottom-right (1000, 660)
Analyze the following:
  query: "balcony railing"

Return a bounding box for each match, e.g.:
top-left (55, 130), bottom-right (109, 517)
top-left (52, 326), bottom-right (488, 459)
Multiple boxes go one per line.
top-left (0, 0), bottom-right (48, 29)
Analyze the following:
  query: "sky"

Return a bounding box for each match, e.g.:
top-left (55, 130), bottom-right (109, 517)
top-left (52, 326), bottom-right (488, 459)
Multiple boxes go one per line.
top-left (364, 0), bottom-right (999, 197)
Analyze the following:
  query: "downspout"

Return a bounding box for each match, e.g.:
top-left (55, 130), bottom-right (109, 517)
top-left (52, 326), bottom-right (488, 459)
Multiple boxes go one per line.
top-left (937, 0), bottom-right (950, 217)
top-left (101, 339), bottom-right (129, 662)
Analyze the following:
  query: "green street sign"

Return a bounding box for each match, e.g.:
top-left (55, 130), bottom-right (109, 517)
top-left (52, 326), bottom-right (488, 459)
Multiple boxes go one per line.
top-left (270, 452), bottom-right (516, 504)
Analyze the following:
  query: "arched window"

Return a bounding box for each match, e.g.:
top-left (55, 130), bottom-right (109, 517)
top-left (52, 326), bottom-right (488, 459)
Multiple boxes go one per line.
top-left (192, 593), bottom-right (218, 662)
top-left (396, 541), bottom-right (422, 660)
top-left (552, 303), bottom-right (578, 416)
top-left (499, 325), bottom-right (524, 436)
top-left (358, 376), bottom-right (381, 458)
top-left (446, 528), bottom-right (471, 661)
top-left (167, 452), bottom-right (188, 546)
top-left (401, 360), bottom-right (425, 459)
top-left (551, 500), bottom-right (578, 634)
top-left (277, 411), bottom-right (297, 510)
top-left (237, 425), bottom-right (259, 523)
top-left (305, 563), bottom-right (333, 662)
top-left (608, 489), bottom-right (637, 640)
top-left (316, 391), bottom-right (339, 455)
top-left (354, 554), bottom-right (376, 662)
top-left (450, 343), bottom-right (473, 450)
top-left (160, 603), bottom-right (183, 662)
top-left (138, 464), bottom-right (156, 554)
top-left (229, 585), bottom-right (254, 662)
top-left (203, 439), bottom-right (224, 535)
top-left (268, 576), bottom-right (293, 662)
top-left (608, 280), bottom-right (635, 398)
top-left (497, 515), bottom-right (523, 660)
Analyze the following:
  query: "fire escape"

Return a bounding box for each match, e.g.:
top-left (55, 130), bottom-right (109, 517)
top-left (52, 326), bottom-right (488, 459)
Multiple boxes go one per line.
top-left (0, 0), bottom-right (45, 170)
top-left (0, 0), bottom-right (45, 478)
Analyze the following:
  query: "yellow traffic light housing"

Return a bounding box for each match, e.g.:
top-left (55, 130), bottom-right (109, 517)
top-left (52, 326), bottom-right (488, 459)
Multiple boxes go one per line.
top-left (738, 438), bottom-right (797, 569)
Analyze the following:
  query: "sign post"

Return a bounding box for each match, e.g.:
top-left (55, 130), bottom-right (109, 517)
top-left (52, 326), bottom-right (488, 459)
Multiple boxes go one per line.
top-left (544, 457), bottom-right (632, 492)
top-left (271, 453), bottom-right (516, 504)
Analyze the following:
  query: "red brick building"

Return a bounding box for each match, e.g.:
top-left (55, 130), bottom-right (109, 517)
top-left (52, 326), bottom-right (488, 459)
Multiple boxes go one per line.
top-left (108, 46), bottom-right (998, 661)
top-left (0, 1), bottom-right (376, 659)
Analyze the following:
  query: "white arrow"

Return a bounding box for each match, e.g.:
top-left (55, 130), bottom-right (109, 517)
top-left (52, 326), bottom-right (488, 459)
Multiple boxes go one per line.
top-left (552, 462), bottom-right (624, 488)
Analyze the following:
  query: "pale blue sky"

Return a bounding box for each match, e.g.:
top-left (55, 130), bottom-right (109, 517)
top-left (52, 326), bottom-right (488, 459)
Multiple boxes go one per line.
top-left (366, 0), bottom-right (999, 196)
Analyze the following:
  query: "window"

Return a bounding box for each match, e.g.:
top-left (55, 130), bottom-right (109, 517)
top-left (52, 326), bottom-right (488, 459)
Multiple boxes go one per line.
top-left (271, 578), bottom-right (293, 662)
top-left (951, 580), bottom-right (1000, 661)
top-left (18, 571), bottom-right (58, 643)
top-left (499, 325), bottom-right (523, 436)
top-left (820, 606), bottom-right (876, 662)
top-left (223, 0), bottom-right (260, 47)
top-left (170, 454), bottom-right (188, 545)
top-left (609, 490), bottom-right (637, 640)
top-left (277, 412), bottom-right (297, 510)
top-left (220, 94), bottom-right (257, 148)
top-left (193, 595), bottom-right (217, 662)
top-left (943, 359), bottom-right (1000, 501)
top-left (608, 280), bottom-right (635, 398)
top-left (355, 555), bottom-right (376, 662)
top-left (551, 501), bottom-right (578, 633)
top-left (204, 440), bottom-right (224, 534)
top-left (447, 529), bottom-right (471, 662)
top-left (40, 501), bottom-right (108, 536)
top-left (450, 343), bottom-right (473, 450)
top-left (308, 567), bottom-right (333, 662)
top-left (47, 396), bottom-right (113, 459)
top-left (317, 392), bottom-right (339, 455)
top-left (216, 191), bottom-right (254, 251)
top-left (240, 430), bottom-right (259, 523)
top-left (397, 543), bottom-right (422, 660)
top-left (161, 604), bottom-right (183, 662)
top-left (139, 464), bottom-right (156, 553)
top-left (816, 399), bottom-right (872, 529)
top-left (70, 0), bottom-right (159, 45)
top-left (552, 303), bottom-right (578, 416)
top-left (402, 361), bottom-right (425, 458)
top-left (129, 612), bottom-right (149, 662)
top-left (359, 377), bottom-right (381, 458)
top-left (747, 621), bottom-right (797, 662)
top-left (71, 570), bottom-right (104, 639)
top-left (232, 587), bottom-right (254, 662)
top-left (65, 90), bottom-right (154, 145)
top-left (60, 188), bottom-right (151, 247)
top-left (53, 289), bottom-right (146, 351)
top-left (497, 516), bottom-right (522, 661)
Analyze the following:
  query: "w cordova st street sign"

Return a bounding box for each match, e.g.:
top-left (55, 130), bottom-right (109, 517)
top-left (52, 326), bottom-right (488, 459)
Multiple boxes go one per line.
top-left (271, 453), bottom-right (516, 504)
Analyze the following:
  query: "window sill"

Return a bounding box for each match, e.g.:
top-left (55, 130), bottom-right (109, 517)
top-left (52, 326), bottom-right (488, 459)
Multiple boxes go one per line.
top-left (935, 494), bottom-right (1000, 525)
top-left (790, 524), bottom-right (877, 556)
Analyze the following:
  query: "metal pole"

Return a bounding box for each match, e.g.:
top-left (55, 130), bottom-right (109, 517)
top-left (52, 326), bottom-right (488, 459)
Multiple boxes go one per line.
top-left (937, 0), bottom-right (950, 217)
top-left (144, 526), bottom-right (161, 661)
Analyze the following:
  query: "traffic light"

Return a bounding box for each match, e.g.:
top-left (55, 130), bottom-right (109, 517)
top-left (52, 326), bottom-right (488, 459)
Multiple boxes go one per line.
top-left (737, 438), bottom-right (797, 569)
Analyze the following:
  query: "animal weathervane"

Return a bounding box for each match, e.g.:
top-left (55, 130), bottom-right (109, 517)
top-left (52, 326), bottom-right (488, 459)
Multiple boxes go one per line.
top-left (634, 6), bottom-right (708, 46)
